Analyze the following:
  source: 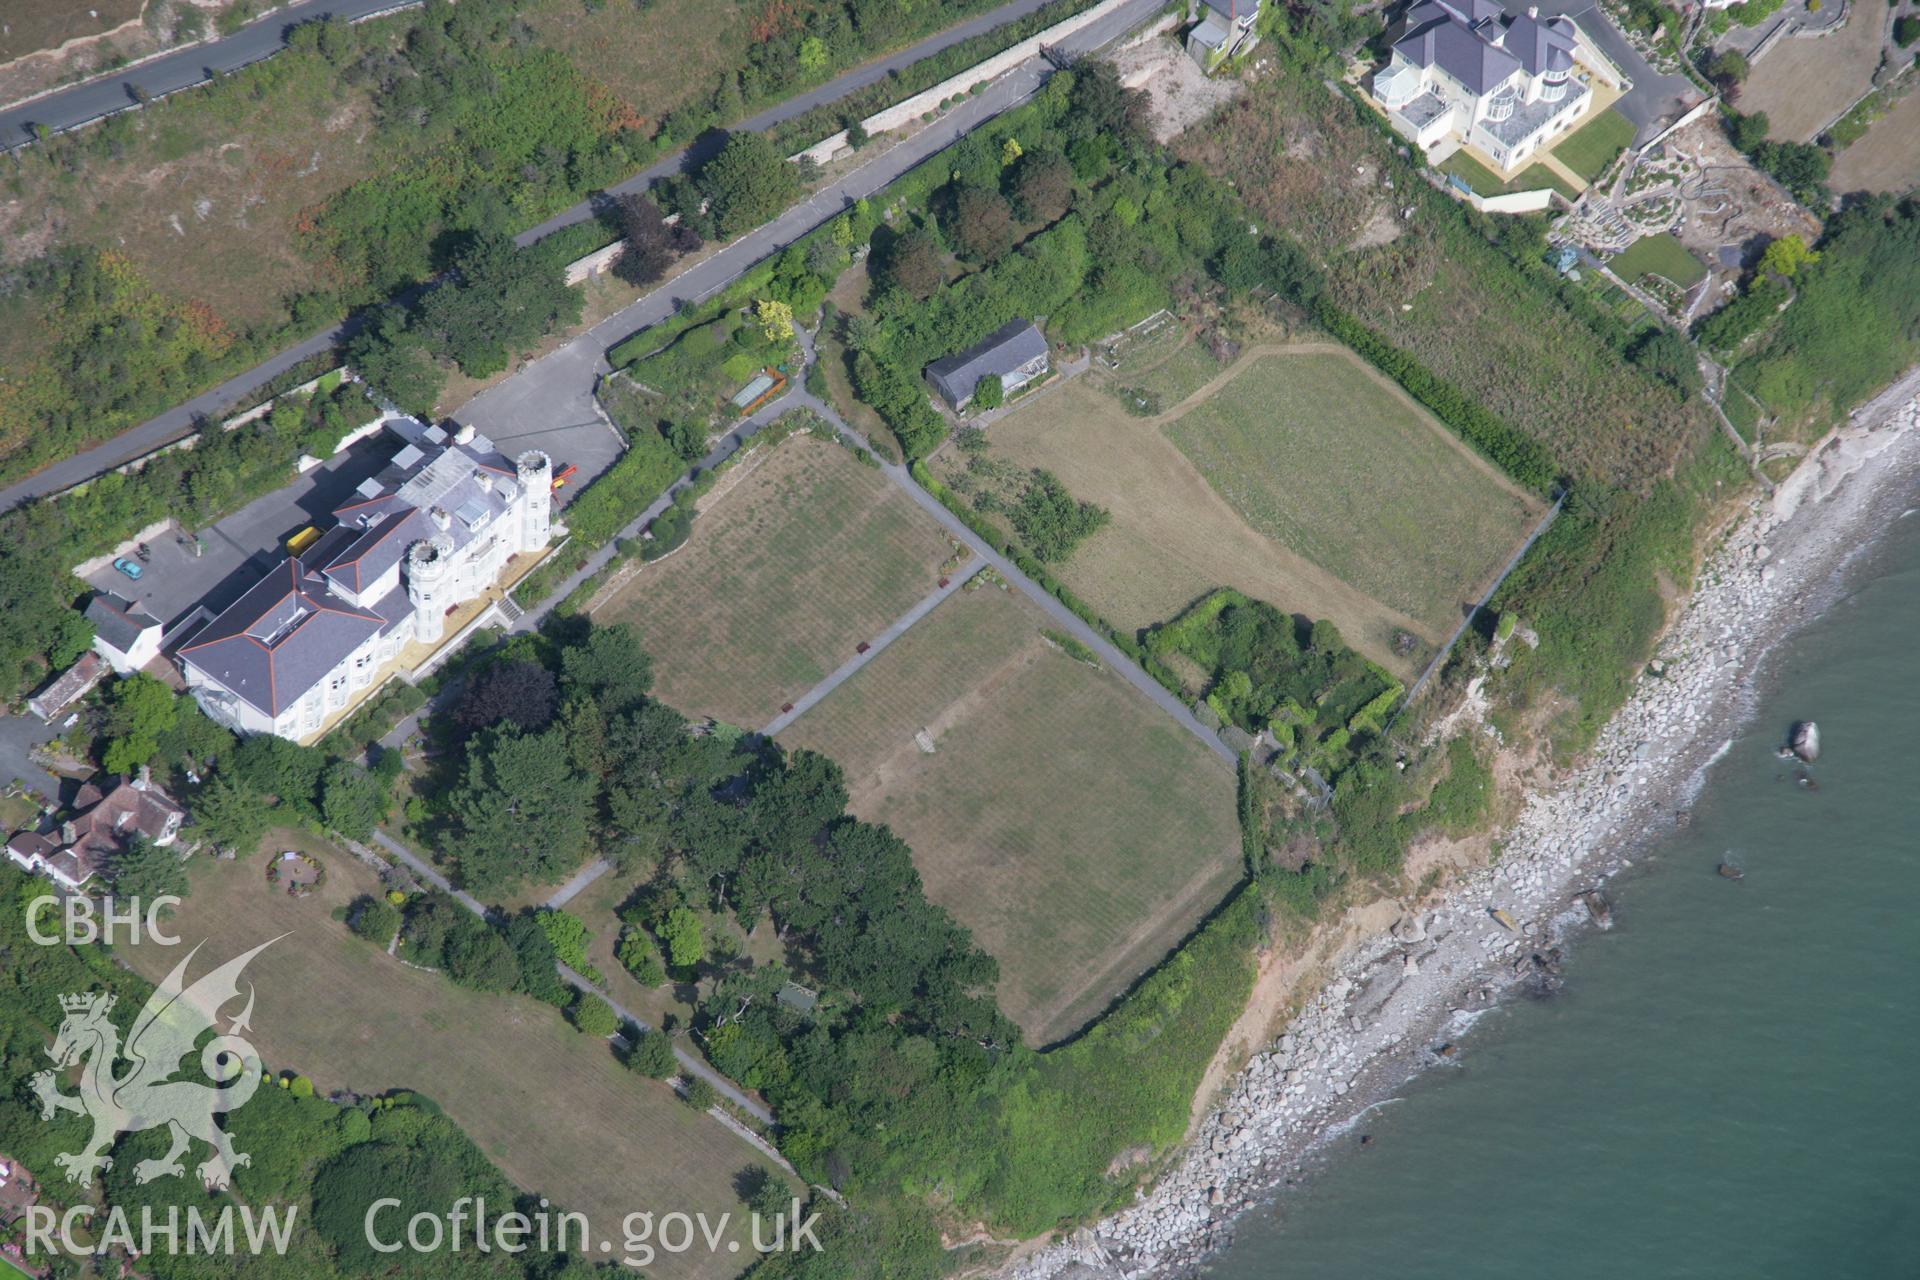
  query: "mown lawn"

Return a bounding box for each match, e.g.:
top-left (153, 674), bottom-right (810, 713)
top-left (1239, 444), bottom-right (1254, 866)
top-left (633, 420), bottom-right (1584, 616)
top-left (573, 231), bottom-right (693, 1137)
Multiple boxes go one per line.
top-left (121, 830), bottom-right (775, 1280)
top-left (1162, 348), bottom-right (1542, 632)
top-left (1552, 107), bottom-right (1636, 181)
top-left (595, 434), bottom-right (959, 728)
top-left (1441, 152), bottom-right (1578, 201)
top-left (1612, 231), bottom-right (1708, 289)
top-left (780, 585), bottom-right (1243, 1045)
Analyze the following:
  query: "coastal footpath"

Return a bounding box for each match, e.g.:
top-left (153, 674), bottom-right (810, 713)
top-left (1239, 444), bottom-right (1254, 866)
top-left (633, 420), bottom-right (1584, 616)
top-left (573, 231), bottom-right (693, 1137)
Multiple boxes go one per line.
top-left (1009, 376), bottom-right (1920, 1279)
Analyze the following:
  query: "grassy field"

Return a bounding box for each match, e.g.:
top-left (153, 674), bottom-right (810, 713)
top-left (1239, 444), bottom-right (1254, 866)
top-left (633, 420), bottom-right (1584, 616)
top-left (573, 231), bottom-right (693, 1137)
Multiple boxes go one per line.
top-left (1441, 150), bottom-right (1580, 201)
top-left (1831, 89), bottom-right (1920, 195)
top-left (1553, 108), bottom-right (1636, 182)
top-left (1178, 75), bottom-right (1709, 486)
top-left (0, 46), bottom-right (382, 335)
top-left (1163, 350), bottom-right (1538, 629)
top-left (1612, 231), bottom-right (1707, 288)
top-left (0, 0), bottom-right (142, 63)
top-left (520, 0), bottom-right (744, 124)
top-left (594, 434), bottom-right (960, 728)
top-left (1740, 0), bottom-right (1889, 142)
top-left (780, 584), bottom-right (1243, 1045)
top-left (981, 343), bottom-right (1539, 671)
top-left (121, 830), bottom-right (776, 1280)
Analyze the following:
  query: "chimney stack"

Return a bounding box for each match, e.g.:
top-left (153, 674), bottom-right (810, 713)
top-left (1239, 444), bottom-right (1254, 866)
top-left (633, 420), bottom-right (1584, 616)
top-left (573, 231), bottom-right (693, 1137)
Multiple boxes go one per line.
top-left (1527, 4), bottom-right (1539, 15)
top-left (136, 763), bottom-right (151, 792)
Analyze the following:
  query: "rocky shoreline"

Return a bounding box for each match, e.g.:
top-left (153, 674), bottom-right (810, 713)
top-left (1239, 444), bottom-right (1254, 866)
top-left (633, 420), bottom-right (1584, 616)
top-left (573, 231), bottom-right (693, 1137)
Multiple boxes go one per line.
top-left (1007, 380), bottom-right (1920, 1280)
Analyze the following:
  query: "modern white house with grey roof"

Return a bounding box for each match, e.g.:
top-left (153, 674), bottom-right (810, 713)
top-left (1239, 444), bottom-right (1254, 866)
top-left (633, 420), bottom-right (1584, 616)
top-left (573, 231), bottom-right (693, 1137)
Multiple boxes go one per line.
top-left (1371, 0), bottom-right (1593, 173)
top-left (179, 418), bottom-right (552, 740)
top-left (926, 319), bottom-right (1050, 411)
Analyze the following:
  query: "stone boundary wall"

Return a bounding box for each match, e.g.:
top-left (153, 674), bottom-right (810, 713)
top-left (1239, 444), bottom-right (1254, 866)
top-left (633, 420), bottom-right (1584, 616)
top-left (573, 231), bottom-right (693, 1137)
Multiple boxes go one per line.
top-left (791, 0), bottom-right (1141, 166)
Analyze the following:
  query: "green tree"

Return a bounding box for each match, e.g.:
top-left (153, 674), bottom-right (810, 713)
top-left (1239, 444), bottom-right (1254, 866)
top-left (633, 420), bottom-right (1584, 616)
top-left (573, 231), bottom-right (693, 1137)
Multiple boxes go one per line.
top-left (699, 132), bottom-right (802, 239)
top-left (797, 35), bottom-right (828, 72)
top-left (113, 835), bottom-right (188, 900)
top-left (101, 673), bottom-right (178, 775)
top-left (1010, 148), bottom-right (1075, 223)
top-left (1895, 14), bottom-right (1920, 46)
top-left (739, 1165), bottom-right (789, 1222)
top-left (443, 727), bottom-right (595, 894)
top-left (680, 1076), bottom-right (717, 1110)
top-left (348, 895), bottom-right (402, 948)
top-left (442, 917), bottom-right (520, 992)
top-left (1758, 232), bottom-right (1818, 278)
top-left (970, 375), bottom-right (1004, 411)
top-left (616, 926), bottom-right (668, 986)
top-left (570, 992), bottom-right (618, 1037)
top-left (559, 622), bottom-right (653, 712)
top-left (231, 733), bottom-right (327, 813)
top-left (1726, 110), bottom-right (1770, 153)
top-left (880, 227), bottom-right (943, 299)
top-left (345, 306), bottom-right (445, 418)
top-left (660, 905), bottom-right (706, 968)
top-left (418, 233), bottom-right (585, 378)
top-left (625, 1026), bottom-right (678, 1077)
top-left (320, 761), bottom-right (385, 840)
top-left (946, 185), bottom-right (1017, 264)
top-left (190, 772), bottom-right (269, 857)
top-left (1625, 327), bottom-right (1701, 398)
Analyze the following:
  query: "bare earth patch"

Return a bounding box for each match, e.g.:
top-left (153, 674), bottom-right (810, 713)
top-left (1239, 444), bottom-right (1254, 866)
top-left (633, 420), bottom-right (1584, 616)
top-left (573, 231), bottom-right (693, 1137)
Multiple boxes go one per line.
top-left (1111, 25), bottom-right (1242, 144)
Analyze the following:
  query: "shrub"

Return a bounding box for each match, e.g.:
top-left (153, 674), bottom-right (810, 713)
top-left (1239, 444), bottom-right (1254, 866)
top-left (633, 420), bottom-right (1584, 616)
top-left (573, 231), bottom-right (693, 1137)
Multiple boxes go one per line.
top-left (681, 1076), bottom-right (718, 1110)
top-left (348, 895), bottom-right (401, 949)
top-left (569, 992), bottom-right (619, 1037)
top-left (625, 1027), bottom-right (678, 1078)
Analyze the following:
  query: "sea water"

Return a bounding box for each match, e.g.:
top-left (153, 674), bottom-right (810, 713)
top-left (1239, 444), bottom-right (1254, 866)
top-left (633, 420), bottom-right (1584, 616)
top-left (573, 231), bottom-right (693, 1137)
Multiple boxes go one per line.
top-left (1210, 504), bottom-right (1920, 1279)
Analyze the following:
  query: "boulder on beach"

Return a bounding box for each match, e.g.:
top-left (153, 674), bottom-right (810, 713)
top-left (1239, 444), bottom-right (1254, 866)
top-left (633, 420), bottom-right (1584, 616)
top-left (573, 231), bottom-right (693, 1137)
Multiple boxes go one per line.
top-left (1789, 720), bottom-right (1820, 763)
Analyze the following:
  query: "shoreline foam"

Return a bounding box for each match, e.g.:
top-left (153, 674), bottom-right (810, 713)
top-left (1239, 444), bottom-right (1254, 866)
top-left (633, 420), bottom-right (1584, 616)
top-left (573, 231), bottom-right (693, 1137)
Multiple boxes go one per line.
top-left (1008, 379), bottom-right (1920, 1279)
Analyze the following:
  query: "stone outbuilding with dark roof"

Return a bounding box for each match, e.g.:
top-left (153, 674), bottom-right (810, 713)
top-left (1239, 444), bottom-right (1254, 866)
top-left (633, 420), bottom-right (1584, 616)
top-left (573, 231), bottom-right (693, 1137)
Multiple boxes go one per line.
top-left (925, 319), bottom-right (1050, 411)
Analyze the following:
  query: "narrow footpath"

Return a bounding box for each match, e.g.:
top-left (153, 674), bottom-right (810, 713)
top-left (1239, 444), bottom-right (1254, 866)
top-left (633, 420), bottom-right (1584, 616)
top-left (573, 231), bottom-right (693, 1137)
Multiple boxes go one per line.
top-left (364, 828), bottom-right (775, 1127)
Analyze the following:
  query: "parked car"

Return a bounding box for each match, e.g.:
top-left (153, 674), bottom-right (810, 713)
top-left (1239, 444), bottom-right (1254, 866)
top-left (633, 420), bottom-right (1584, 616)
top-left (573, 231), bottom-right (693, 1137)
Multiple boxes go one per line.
top-left (112, 557), bottom-right (144, 580)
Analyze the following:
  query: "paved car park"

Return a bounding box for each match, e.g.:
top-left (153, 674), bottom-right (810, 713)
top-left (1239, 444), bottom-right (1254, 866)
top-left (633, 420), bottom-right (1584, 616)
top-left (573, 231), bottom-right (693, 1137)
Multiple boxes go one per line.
top-left (82, 438), bottom-right (401, 633)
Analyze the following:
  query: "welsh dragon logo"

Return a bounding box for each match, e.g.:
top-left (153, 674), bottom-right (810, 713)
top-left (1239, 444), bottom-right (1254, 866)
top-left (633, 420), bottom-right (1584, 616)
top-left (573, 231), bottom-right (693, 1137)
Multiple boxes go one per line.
top-left (32, 938), bottom-right (281, 1190)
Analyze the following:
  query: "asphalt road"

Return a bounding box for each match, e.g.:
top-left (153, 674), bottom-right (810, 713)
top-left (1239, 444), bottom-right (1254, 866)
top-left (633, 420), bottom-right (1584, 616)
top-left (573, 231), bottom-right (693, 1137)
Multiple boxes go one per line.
top-left (0, 0), bottom-right (1126, 512)
top-left (0, 1), bottom-right (412, 149)
top-left (455, 0), bottom-right (1165, 449)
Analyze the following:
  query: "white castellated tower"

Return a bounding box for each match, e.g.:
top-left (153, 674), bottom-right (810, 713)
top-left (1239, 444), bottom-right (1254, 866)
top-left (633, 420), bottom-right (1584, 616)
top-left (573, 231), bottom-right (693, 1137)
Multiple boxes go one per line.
top-left (516, 450), bottom-right (553, 554)
top-left (406, 533), bottom-right (455, 644)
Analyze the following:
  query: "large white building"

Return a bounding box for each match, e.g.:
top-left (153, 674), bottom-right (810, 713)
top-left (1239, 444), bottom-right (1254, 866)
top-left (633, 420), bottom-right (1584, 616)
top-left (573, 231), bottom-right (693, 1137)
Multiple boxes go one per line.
top-left (1372, 0), bottom-right (1594, 173)
top-left (180, 419), bottom-right (552, 739)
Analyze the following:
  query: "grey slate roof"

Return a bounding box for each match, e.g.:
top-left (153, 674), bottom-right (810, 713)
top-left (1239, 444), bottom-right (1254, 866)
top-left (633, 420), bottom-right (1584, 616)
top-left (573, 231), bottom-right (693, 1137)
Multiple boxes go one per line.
top-left (1505, 12), bottom-right (1577, 76)
top-left (179, 558), bottom-right (385, 717)
top-left (925, 319), bottom-right (1049, 406)
top-left (1396, 4), bottom-right (1521, 94)
top-left (1198, 0), bottom-right (1260, 22)
top-left (85, 592), bottom-right (161, 654)
top-left (1191, 13), bottom-right (1233, 48)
